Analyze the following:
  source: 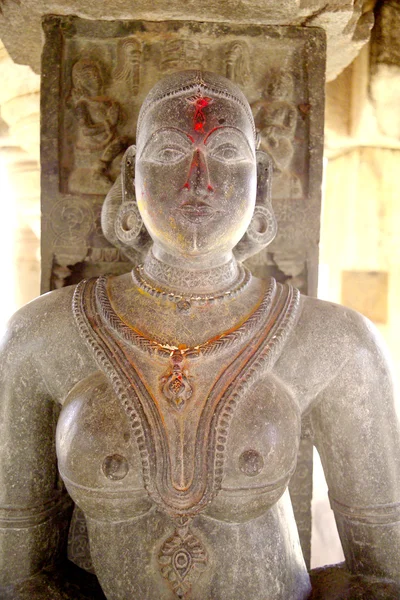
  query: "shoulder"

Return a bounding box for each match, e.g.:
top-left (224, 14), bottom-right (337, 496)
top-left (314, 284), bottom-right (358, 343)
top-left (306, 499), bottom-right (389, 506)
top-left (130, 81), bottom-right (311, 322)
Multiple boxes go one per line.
top-left (297, 294), bottom-right (385, 356)
top-left (0, 283), bottom-right (101, 401)
top-left (0, 285), bottom-right (77, 357)
top-left (274, 291), bottom-right (392, 406)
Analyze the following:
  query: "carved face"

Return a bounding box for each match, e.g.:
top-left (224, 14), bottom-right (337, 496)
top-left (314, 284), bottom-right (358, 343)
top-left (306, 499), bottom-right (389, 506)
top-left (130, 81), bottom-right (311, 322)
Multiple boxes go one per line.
top-left (263, 70), bottom-right (293, 100)
top-left (72, 60), bottom-right (103, 97)
top-left (135, 92), bottom-right (257, 259)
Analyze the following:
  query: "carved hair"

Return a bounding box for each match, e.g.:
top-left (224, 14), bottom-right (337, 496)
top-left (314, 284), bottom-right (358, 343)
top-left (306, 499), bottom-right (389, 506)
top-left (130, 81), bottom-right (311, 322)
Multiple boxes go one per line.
top-left (136, 70), bottom-right (257, 141)
top-left (113, 38), bottom-right (142, 95)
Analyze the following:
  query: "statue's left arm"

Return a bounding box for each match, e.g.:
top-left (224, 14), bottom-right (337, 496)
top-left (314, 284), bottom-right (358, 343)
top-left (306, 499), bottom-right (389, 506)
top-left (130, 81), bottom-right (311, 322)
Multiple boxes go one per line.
top-left (310, 310), bottom-right (400, 587)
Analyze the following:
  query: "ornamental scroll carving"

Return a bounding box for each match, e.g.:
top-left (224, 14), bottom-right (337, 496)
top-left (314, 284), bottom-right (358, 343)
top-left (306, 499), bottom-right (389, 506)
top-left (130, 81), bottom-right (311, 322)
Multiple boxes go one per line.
top-left (113, 38), bottom-right (142, 95)
top-left (225, 40), bottom-right (251, 86)
top-left (252, 68), bottom-right (303, 201)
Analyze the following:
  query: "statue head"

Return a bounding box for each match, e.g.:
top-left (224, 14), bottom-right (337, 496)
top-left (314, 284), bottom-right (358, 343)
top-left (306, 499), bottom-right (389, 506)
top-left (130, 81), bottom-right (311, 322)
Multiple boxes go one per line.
top-left (72, 59), bottom-right (103, 98)
top-left (262, 68), bottom-right (294, 101)
top-left (102, 70), bottom-right (277, 263)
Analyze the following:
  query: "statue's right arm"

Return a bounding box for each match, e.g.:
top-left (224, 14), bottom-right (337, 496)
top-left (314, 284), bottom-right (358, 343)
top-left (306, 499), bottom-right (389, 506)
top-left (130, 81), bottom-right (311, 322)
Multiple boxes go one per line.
top-left (0, 299), bottom-right (73, 595)
top-left (0, 289), bottom-right (102, 599)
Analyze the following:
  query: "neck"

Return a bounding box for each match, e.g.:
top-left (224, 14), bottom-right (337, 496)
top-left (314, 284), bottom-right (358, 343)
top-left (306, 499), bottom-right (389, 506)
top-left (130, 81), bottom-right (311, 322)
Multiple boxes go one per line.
top-left (142, 246), bottom-right (241, 295)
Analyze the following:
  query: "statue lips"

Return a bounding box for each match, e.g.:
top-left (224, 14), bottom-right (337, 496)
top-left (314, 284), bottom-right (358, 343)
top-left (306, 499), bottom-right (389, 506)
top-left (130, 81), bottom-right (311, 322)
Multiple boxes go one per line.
top-left (178, 201), bottom-right (221, 224)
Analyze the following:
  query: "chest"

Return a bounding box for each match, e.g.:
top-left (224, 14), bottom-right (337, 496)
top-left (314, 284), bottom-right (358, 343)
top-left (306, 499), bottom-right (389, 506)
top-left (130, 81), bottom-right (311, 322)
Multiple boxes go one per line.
top-left (56, 368), bottom-right (301, 523)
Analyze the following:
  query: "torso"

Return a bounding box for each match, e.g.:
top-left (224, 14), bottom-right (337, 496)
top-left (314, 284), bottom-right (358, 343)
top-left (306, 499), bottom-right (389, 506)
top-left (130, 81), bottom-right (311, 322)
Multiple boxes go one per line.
top-left (56, 273), bottom-right (311, 599)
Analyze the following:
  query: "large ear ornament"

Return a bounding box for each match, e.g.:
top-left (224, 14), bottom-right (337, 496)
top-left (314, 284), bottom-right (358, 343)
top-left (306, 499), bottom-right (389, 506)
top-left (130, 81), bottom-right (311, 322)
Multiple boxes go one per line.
top-left (247, 150), bottom-right (277, 246)
top-left (233, 150), bottom-right (277, 262)
top-left (114, 146), bottom-right (144, 244)
top-left (101, 145), bottom-right (151, 261)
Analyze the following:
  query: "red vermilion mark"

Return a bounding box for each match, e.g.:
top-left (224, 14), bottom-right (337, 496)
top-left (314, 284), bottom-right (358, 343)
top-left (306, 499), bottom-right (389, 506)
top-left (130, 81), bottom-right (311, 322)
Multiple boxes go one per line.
top-left (186, 94), bottom-right (213, 133)
top-left (182, 95), bottom-right (215, 192)
top-left (183, 150), bottom-right (214, 192)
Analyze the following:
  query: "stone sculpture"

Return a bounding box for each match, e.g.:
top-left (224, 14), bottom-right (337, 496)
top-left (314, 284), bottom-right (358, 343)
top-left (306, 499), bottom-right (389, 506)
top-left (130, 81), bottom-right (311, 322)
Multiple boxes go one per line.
top-left (69, 58), bottom-right (130, 195)
top-left (113, 38), bottom-right (142, 96)
top-left (252, 68), bottom-right (303, 199)
top-left (0, 71), bottom-right (399, 600)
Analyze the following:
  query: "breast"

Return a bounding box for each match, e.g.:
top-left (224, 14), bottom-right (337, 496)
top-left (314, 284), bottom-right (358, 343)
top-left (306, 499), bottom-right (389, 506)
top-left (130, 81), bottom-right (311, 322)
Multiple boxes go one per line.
top-left (56, 371), bottom-right (152, 520)
top-left (56, 371), bottom-right (300, 524)
top-left (205, 374), bottom-right (301, 522)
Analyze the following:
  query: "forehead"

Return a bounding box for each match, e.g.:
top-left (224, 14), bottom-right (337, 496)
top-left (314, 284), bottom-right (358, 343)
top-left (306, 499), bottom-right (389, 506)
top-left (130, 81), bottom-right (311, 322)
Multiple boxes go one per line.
top-left (137, 94), bottom-right (254, 147)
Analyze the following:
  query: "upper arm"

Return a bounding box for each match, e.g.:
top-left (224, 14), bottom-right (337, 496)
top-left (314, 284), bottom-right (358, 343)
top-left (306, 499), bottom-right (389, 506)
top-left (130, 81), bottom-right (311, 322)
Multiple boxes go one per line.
top-left (0, 297), bottom-right (74, 585)
top-left (0, 326), bottom-right (60, 508)
top-left (311, 311), bottom-right (400, 507)
top-left (310, 310), bottom-right (400, 581)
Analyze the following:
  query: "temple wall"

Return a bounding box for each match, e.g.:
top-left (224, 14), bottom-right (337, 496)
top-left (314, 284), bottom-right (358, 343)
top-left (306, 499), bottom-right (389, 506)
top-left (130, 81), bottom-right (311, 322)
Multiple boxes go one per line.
top-left (321, 146), bottom-right (400, 375)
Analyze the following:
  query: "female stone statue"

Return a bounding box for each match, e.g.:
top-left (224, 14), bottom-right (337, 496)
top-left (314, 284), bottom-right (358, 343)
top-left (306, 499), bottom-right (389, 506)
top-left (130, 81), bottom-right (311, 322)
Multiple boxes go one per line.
top-left (0, 71), bottom-right (399, 600)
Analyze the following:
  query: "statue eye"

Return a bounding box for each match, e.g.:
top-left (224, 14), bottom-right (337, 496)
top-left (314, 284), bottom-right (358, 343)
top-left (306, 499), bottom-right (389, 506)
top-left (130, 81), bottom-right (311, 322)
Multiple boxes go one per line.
top-left (209, 143), bottom-right (245, 162)
top-left (153, 147), bottom-right (187, 164)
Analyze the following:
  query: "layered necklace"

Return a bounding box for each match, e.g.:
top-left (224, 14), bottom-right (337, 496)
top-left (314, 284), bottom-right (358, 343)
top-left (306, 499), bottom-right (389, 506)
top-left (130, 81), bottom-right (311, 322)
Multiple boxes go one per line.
top-left (131, 251), bottom-right (251, 313)
top-left (95, 272), bottom-right (276, 411)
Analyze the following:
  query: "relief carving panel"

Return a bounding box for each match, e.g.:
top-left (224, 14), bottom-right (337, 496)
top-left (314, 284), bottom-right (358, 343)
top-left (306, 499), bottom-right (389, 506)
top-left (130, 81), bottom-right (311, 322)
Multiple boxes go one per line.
top-left (42, 17), bottom-right (324, 297)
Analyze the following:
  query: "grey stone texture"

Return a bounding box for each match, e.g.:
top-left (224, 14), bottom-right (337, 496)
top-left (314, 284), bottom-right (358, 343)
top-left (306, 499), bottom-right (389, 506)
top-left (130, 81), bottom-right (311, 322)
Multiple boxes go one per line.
top-left (0, 0), bottom-right (372, 80)
top-left (40, 17), bottom-right (325, 300)
top-left (39, 22), bottom-right (325, 563)
top-left (1, 68), bottom-right (400, 599)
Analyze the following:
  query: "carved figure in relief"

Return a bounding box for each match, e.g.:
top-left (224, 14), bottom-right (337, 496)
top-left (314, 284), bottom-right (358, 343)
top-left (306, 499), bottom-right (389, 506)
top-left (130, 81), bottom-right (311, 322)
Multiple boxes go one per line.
top-left (69, 58), bottom-right (130, 195)
top-left (161, 39), bottom-right (204, 72)
top-left (225, 40), bottom-right (251, 86)
top-left (113, 38), bottom-right (142, 95)
top-left (1, 71), bottom-right (400, 600)
top-left (252, 68), bottom-right (303, 199)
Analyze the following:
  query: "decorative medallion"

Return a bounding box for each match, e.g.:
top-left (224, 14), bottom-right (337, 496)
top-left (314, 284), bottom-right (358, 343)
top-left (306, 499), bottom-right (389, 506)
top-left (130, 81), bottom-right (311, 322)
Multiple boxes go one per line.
top-left (158, 518), bottom-right (208, 598)
top-left (160, 352), bottom-right (193, 410)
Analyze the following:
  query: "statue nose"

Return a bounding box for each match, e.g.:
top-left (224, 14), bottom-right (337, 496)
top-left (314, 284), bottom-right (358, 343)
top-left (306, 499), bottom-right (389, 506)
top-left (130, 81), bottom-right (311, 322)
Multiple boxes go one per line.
top-left (184, 149), bottom-right (213, 193)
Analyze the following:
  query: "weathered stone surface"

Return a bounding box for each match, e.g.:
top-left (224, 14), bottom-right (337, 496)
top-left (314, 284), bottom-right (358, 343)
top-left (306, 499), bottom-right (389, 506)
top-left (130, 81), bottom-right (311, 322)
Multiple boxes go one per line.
top-left (39, 18), bottom-right (325, 568)
top-left (0, 0), bottom-right (372, 80)
top-left (310, 564), bottom-right (400, 599)
top-left (2, 68), bottom-right (400, 600)
top-left (41, 17), bottom-right (325, 297)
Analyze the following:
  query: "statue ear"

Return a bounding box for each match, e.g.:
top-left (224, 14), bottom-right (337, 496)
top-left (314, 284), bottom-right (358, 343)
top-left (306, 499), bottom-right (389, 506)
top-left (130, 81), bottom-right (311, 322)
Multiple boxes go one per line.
top-left (246, 150), bottom-right (276, 246)
top-left (101, 144), bottom-right (152, 260)
top-left (121, 144), bottom-right (136, 202)
top-left (256, 149), bottom-right (273, 206)
top-left (233, 150), bottom-right (277, 262)
top-left (114, 145), bottom-right (144, 244)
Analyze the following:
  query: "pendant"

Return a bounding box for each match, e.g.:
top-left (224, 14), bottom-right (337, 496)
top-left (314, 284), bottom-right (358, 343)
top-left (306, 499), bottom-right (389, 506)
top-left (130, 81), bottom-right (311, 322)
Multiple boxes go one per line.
top-left (158, 517), bottom-right (208, 598)
top-left (160, 351), bottom-right (193, 410)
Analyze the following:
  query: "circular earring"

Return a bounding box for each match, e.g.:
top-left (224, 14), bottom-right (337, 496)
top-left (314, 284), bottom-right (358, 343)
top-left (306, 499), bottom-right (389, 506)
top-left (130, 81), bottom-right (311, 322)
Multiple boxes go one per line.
top-left (247, 205), bottom-right (277, 246)
top-left (114, 201), bottom-right (143, 244)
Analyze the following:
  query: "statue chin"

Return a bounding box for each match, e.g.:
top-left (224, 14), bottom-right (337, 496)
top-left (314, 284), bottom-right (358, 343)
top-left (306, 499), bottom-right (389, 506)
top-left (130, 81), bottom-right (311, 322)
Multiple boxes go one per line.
top-left (1, 69), bottom-right (399, 600)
